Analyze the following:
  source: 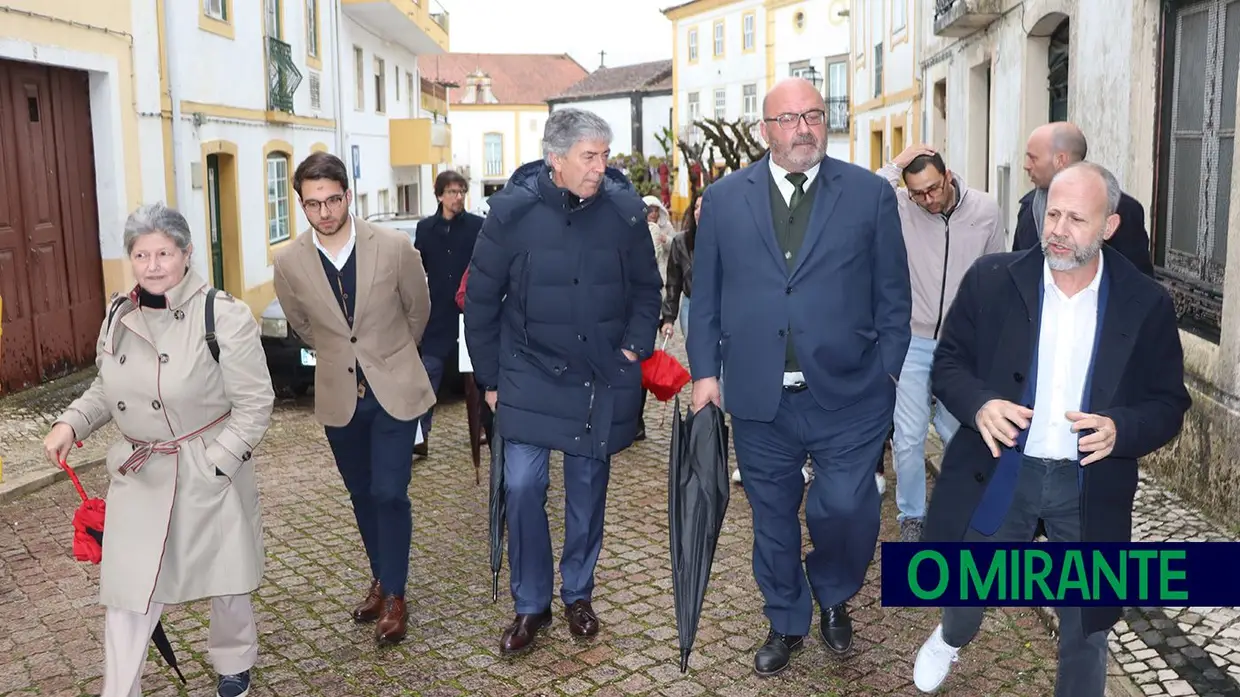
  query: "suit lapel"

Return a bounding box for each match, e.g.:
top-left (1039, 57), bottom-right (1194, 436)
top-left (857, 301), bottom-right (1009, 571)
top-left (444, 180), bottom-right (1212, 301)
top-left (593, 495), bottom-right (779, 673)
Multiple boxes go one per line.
top-left (789, 162), bottom-right (842, 280)
top-left (744, 157), bottom-right (790, 270)
top-left (1083, 249), bottom-right (1141, 410)
top-left (353, 218), bottom-right (377, 325)
top-left (297, 230), bottom-right (350, 330)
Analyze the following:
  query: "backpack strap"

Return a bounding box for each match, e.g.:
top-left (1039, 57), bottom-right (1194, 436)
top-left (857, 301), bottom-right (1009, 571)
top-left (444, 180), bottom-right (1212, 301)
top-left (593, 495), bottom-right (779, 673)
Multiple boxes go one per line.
top-left (105, 295), bottom-right (128, 333)
top-left (205, 288), bottom-right (220, 363)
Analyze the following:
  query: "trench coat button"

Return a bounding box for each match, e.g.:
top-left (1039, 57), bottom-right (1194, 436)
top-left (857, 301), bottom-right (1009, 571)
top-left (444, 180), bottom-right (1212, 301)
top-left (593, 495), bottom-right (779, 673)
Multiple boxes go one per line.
top-left (242, 451), bottom-right (252, 461)
top-left (117, 401), bottom-right (126, 411)
top-left (173, 309), bottom-right (185, 320)
top-left (974, 472), bottom-right (984, 483)
top-left (159, 353), bottom-right (169, 364)
top-left (1013, 372), bottom-right (1024, 383)
top-left (118, 355), bottom-right (126, 364)
top-left (151, 400), bottom-right (162, 410)
top-left (350, 336), bottom-right (358, 343)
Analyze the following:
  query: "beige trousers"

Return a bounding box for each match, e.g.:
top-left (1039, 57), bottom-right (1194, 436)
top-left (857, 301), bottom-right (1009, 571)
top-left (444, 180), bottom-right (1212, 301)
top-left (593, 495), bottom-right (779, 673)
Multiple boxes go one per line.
top-left (101, 594), bottom-right (258, 697)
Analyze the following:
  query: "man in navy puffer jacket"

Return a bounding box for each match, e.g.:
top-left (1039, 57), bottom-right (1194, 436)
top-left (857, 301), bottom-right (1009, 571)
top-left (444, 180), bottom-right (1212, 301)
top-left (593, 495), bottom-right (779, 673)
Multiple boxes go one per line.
top-left (464, 108), bottom-right (662, 656)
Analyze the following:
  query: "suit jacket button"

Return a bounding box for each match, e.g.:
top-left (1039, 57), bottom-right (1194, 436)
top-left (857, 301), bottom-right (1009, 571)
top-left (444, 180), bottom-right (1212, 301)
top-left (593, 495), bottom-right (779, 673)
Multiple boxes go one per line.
top-left (778, 329), bottom-right (786, 337)
top-left (974, 472), bottom-right (984, 483)
top-left (1013, 372), bottom-right (1024, 383)
top-left (350, 337), bottom-right (358, 343)
top-left (348, 367), bottom-right (355, 373)
top-left (785, 287), bottom-right (792, 295)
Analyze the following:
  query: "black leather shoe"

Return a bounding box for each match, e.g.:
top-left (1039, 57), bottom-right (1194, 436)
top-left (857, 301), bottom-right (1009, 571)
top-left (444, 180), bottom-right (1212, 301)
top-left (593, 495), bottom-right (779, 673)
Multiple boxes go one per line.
top-left (500, 608), bottom-right (553, 655)
top-left (754, 629), bottom-right (803, 676)
top-left (820, 603), bottom-right (853, 653)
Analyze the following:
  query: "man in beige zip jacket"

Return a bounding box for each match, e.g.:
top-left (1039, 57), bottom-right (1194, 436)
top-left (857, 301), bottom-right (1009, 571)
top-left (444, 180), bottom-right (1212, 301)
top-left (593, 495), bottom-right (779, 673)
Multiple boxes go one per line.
top-left (877, 144), bottom-right (1006, 542)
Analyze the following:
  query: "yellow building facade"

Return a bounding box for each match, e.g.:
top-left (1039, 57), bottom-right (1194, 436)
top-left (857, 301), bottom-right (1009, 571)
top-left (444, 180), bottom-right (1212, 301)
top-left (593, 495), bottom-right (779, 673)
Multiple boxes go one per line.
top-left (848, 0), bottom-right (921, 172)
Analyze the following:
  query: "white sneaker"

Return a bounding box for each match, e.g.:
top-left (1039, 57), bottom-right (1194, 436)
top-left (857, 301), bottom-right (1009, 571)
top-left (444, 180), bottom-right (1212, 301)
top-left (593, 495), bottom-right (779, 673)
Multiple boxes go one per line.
top-left (913, 624), bottom-right (959, 692)
top-left (731, 468), bottom-right (743, 484)
top-left (876, 472), bottom-right (887, 496)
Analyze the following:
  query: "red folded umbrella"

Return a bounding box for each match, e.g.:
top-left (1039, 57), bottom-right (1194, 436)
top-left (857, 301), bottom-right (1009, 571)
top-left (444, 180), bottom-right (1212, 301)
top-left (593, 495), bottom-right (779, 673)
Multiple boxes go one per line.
top-left (641, 338), bottom-right (692, 402)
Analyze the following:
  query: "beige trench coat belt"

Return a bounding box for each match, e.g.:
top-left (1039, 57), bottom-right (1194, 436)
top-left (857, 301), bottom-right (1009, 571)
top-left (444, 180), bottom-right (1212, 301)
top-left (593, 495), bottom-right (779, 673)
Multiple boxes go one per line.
top-left (118, 411), bottom-right (232, 475)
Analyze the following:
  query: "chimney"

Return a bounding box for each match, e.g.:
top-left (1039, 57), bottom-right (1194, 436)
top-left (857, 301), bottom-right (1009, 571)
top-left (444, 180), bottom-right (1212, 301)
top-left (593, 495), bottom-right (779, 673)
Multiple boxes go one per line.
top-left (461, 68), bottom-right (487, 104)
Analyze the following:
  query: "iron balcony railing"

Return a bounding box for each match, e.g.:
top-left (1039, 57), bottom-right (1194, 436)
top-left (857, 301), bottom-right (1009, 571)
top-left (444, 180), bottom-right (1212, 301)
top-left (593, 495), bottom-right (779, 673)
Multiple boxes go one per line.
top-left (934, 0), bottom-right (958, 20)
top-left (430, 0), bottom-right (449, 31)
top-left (266, 35), bottom-right (303, 113)
top-left (826, 96), bottom-right (849, 132)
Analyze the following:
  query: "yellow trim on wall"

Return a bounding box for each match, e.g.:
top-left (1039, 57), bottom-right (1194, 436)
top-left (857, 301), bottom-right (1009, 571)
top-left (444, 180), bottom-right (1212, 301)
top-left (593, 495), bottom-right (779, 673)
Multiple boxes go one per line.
top-left (890, 112), bottom-right (908, 154)
top-left (263, 139), bottom-right (296, 265)
top-left (306, 0), bottom-right (323, 70)
top-left (199, 0), bottom-right (235, 39)
top-left (851, 86), bottom-right (919, 115)
top-left (764, 2), bottom-right (776, 88)
top-left (482, 132), bottom-right (506, 179)
top-left (663, 0), bottom-right (746, 21)
top-left (311, 142), bottom-right (329, 153)
top-left (513, 112), bottom-right (523, 165)
top-left (452, 103), bottom-right (549, 113)
top-left (200, 140), bottom-right (245, 295)
top-left (712, 19), bottom-right (726, 59)
top-left (156, 0), bottom-right (176, 206)
top-left (671, 17), bottom-right (681, 209)
top-left (742, 11), bottom-right (757, 53)
top-left (180, 100), bottom-right (336, 129)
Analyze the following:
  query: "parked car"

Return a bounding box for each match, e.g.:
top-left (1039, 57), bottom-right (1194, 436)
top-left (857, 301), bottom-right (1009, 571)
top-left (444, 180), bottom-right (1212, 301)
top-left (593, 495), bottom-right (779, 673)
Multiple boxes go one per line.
top-left (259, 212), bottom-right (465, 398)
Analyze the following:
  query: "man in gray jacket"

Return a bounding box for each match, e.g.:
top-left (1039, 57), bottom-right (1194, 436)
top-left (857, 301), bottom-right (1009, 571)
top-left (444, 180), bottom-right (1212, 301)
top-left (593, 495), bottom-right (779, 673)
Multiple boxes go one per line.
top-left (877, 144), bottom-right (1006, 541)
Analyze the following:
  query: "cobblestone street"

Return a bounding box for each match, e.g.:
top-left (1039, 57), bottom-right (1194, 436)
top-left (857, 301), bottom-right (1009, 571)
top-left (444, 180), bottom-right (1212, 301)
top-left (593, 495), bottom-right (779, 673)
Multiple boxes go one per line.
top-left (0, 378), bottom-right (1067, 696)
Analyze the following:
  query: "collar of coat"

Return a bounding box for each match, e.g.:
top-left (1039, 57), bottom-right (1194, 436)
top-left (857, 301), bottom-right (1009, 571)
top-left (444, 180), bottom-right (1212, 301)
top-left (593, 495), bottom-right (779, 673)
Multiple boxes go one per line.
top-left (484, 160), bottom-right (647, 229)
top-left (127, 269), bottom-right (209, 312)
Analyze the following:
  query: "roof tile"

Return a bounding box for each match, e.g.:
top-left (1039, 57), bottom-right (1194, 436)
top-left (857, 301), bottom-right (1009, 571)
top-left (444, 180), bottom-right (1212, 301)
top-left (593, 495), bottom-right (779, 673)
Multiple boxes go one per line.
top-left (422, 53), bottom-right (589, 105)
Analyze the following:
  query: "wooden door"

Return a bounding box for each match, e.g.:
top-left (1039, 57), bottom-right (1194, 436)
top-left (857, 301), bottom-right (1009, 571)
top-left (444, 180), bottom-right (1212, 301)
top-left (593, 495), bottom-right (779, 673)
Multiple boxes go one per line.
top-left (207, 154), bottom-right (226, 289)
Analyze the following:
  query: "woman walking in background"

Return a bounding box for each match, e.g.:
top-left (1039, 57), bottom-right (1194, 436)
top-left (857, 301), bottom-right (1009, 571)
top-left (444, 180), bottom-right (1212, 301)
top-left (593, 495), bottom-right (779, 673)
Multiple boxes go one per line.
top-left (660, 193), bottom-right (699, 343)
top-left (44, 203), bottom-right (275, 697)
top-left (636, 196), bottom-right (677, 440)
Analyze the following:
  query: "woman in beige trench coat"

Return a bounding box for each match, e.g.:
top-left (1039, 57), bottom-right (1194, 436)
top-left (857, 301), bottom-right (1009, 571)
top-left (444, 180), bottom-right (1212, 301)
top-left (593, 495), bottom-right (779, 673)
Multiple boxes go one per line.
top-left (44, 203), bottom-right (274, 697)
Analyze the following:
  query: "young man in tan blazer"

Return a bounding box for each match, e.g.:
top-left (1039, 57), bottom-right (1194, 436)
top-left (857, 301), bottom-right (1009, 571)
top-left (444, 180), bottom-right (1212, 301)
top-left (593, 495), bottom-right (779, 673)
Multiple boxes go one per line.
top-left (272, 152), bottom-right (433, 645)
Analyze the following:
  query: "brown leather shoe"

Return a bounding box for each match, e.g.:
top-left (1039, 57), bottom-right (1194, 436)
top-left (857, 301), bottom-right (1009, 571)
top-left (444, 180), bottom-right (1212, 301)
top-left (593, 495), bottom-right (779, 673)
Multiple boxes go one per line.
top-left (375, 595), bottom-right (407, 644)
top-left (564, 600), bottom-right (600, 638)
top-left (500, 609), bottom-right (552, 655)
top-left (352, 579), bottom-right (383, 623)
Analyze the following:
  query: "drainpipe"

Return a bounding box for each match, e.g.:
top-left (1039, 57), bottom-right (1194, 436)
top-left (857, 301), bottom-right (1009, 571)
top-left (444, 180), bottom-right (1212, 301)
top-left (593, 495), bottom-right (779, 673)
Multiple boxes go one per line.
top-left (332, 0), bottom-right (346, 156)
top-left (161, 0), bottom-right (185, 208)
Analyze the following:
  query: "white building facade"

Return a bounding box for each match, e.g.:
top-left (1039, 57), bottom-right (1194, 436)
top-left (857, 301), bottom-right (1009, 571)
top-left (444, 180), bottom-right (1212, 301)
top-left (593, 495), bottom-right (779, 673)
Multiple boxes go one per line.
top-left (665, 0), bottom-right (852, 215)
top-left (921, 0), bottom-right (1240, 544)
top-left (849, 0), bottom-right (919, 173)
top-left (547, 60), bottom-right (674, 158)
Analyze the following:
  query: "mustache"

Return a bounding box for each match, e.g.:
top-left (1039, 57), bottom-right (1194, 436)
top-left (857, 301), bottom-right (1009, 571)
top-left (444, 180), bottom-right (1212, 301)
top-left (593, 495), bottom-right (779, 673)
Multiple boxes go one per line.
top-left (791, 134), bottom-right (818, 146)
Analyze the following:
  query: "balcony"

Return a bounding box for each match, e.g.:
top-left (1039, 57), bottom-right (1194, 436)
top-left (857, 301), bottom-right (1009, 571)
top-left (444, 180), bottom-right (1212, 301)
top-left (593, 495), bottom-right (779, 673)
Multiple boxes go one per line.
top-left (390, 118), bottom-right (451, 167)
top-left (341, 0), bottom-right (449, 54)
top-left (826, 96), bottom-right (848, 133)
top-left (933, 0), bottom-right (1003, 38)
top-left (266, 36), bottom-right (303, 113)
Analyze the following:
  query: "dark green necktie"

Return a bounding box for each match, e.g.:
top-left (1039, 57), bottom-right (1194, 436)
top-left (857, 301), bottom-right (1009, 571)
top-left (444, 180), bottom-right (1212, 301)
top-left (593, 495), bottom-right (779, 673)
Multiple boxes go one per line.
top-left (786, 172), bottom-right (808, 210)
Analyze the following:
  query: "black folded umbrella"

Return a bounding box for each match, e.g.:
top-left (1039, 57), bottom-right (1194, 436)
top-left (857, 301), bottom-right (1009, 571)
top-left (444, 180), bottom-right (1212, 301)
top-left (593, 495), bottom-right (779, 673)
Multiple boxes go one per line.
top-left (83, 528), bottom-right (186, 684)
top-left (488, 415), bottom-right (507, 603)
top-left (668, 396), bottom-right (731, 673)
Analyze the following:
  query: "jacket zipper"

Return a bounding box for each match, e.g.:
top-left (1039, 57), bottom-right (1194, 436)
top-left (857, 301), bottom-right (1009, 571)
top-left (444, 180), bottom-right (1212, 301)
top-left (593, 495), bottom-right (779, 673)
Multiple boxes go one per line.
top-left (932, 218), bottom-right (951, 339)
top-left (585, 381), bottom-right (596, 434)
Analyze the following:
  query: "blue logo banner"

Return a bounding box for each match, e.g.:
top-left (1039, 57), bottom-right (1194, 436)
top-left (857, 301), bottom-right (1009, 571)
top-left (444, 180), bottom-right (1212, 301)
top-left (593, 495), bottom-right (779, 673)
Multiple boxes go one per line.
top-left (879, 542), bottom-right (1240, 607)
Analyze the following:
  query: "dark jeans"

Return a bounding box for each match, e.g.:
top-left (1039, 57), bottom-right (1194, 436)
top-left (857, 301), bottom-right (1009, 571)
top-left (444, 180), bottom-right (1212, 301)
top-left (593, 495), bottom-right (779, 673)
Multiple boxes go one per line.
top-left (324, 388), bottom-right (420, 597)
top-left (940, 456), bottom-right (1108, 697)
top-left (419, 353), bottom-right (447, 437)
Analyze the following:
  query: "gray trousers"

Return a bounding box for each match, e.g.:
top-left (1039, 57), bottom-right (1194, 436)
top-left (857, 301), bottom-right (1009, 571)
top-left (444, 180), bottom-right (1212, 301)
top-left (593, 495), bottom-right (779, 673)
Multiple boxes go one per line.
top-left (941, 456), bottom-right (1109, 697)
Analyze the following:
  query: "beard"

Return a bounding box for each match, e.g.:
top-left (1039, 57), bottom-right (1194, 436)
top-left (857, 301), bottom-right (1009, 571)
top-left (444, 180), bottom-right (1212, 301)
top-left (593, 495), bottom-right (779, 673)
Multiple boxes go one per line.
top-left (1042, 229), bottom-right (1104, 271)
top-left (310, 212), bottom-right (348, 236)
top-left (775, 133), bottom-right (827, 170)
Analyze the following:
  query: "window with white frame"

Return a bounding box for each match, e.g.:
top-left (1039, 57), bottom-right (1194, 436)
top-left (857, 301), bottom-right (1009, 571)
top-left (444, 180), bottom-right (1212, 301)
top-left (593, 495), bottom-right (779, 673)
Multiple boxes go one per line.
top-left (687, 91), bottom-right (701, 142)
top-left (354, 46), bottom-right (364, 110)
top-left (374, 57), bottom-right (386, 112)
top-left (484, 133), bottom-right (504, 177)
top-left (743, 13), bottom-right (755, 51)
top-left (713, 21), bottom-right (724, 56)
top-left (742, 83), bottom-right (758, 120)
top-left (306, 0), bottom-right (318, 57)
top-left (892, 0), bottom-right (907, 33)
top-left (714, 88), bottom-right (726, 119)
top-left (205, 0), bottom-right (226, 21)
top-left (266, 153), bottom-right (291, 244)
top-left (264, 0), bottom-right (280, 38)
top-left (688, 28), bottom-right (698, 61)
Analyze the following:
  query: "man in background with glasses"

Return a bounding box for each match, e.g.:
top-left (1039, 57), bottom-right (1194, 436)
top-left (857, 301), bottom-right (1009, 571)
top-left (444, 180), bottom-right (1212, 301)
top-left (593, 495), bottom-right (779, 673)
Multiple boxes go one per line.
top-left (688, 78), bottom-right (910, 677)
top-left (273, 151), bottom-right (433, 646)
top-left (876, 145), bottom-right (1006, 543)
top-left (413, 171), bottom-right (483, 458)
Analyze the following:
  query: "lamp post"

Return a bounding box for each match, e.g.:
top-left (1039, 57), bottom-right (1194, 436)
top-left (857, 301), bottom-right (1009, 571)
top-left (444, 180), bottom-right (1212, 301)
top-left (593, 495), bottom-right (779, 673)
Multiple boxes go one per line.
top-left (802, 65), bottom-right (824, 93)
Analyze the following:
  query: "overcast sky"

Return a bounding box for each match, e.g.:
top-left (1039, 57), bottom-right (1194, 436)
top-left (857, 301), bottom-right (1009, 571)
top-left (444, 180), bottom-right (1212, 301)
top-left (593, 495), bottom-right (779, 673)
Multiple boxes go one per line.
top-left (441, 0), bottom-right (674, 70)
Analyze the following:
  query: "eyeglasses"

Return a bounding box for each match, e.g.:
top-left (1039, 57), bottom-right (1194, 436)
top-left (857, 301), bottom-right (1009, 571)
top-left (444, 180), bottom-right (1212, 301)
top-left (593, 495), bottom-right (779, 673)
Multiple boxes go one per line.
top-left (908, 180), bottom-right (945, 201)
top-left (441, 188), bottom-right (467, 198)
top-left (302, 194), bottom-right (346, 214)
top-left (763, 109), bottom-right (826, 130)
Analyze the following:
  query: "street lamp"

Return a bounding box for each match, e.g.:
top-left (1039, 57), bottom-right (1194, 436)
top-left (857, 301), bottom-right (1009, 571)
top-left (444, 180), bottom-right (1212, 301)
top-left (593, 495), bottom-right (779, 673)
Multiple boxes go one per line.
top-left (802, 65), bottom-right (824, 91)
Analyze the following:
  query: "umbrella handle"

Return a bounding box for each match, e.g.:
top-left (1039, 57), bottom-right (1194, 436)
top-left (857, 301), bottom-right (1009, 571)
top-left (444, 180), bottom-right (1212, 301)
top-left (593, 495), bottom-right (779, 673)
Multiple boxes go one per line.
top-left (57, 458), bottom-right (89, 503)
top-left (661, 335), bottom-right (669, 352)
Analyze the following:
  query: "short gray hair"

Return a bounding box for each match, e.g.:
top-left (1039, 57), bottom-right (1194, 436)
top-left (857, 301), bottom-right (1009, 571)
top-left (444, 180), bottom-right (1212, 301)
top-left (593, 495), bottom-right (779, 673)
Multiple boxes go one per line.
top-left (123, 203), bottom-right (193, 255)
top-left (1050, 123), bottom-right (1088, 162)
top-left (542, 108), bottom-right (612, 164)
top-left (1054, 161), bottom-right (1122, 215)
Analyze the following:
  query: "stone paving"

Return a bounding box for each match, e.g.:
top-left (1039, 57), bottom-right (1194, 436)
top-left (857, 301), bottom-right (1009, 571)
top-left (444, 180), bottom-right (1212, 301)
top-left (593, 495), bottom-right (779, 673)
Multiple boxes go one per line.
top-left (0, 375), bottom-right (1067, 695)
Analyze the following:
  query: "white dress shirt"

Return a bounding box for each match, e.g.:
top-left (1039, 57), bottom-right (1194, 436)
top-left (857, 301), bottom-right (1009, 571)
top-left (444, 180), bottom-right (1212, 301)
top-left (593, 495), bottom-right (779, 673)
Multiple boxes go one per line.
top-left (313, 218), bottom-right (357, 271)
top-left (1023, 255), bottom-right (1105, 460)
top-left (768, 158), bottom-right (821, 208)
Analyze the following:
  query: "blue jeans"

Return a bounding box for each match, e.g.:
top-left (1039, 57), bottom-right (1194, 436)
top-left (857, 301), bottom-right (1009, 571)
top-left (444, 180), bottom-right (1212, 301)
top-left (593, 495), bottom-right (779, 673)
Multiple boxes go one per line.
top-left (892, 335), bottom-right (959, 522)
top-left (678, 295), bottom-right (690, 338)
top-left (504, 440), bottom-right (612, 614)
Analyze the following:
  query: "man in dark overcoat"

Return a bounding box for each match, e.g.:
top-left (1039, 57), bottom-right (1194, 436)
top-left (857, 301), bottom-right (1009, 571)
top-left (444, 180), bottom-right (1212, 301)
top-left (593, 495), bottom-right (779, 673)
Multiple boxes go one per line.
top-left (913, 161), bottom-right (1191, 695)
top-left (464, 107), bottom-right (662, 656)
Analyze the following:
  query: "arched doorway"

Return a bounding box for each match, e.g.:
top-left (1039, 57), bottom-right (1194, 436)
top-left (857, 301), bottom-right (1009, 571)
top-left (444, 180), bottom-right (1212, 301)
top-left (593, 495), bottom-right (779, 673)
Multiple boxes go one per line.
top-left (1047, 19), bottom-right (1069, 121)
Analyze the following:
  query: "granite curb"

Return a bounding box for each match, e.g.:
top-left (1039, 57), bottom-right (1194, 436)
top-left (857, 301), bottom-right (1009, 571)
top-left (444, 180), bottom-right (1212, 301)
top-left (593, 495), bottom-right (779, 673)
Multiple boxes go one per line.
top-left (0, 456), bottom-right (106, 505)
